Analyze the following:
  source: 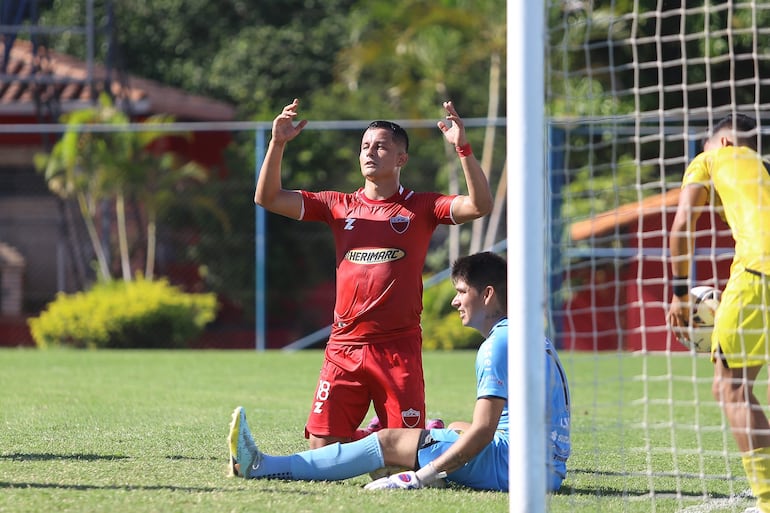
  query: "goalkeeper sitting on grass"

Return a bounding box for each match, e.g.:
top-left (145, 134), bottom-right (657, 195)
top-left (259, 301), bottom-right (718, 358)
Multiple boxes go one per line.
top-left (227, 252), bottom-right (571, 491)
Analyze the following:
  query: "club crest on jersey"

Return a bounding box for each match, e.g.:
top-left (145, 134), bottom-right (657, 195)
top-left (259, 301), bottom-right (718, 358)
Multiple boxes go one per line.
top-left (345, 248), bottom-right (405, 264)
top-left (390, 215), bottom-right (410, 234)
top-left (401, 408), bottom-right (421, 428)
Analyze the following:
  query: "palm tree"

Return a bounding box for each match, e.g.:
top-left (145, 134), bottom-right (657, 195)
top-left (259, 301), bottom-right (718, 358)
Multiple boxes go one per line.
top-left (134, 147), bottom-right (211, 280)
top-left (35, 103), bottom-right (113, 281)
top-left (35, 94), bottom-right (208, 282)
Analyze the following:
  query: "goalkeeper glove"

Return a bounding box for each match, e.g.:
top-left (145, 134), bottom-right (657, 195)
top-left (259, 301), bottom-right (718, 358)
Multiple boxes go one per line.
top-left (363, 464), bottom-right (446, 490)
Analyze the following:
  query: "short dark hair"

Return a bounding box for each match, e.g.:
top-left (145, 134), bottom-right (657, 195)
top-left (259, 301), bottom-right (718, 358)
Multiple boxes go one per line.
top-left (366, 120), bottom-right (409, 152)
top-left (450, 252), bottom-right (507, 309)
top-left (713, 113), bottom-right (758, 150)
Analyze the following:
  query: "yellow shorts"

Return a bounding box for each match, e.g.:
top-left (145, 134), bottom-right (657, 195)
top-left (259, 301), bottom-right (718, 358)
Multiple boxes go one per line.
top-left (712, 269), bottom-right (770, 368)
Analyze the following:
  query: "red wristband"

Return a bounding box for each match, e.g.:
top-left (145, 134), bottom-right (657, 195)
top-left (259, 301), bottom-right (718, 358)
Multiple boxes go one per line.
top-left (455, 143), bottom-right (473, 157)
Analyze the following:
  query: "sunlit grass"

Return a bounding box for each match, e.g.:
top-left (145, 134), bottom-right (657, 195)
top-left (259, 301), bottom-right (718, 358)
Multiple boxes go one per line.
top-left (0, 348), bottom-right (756, 512)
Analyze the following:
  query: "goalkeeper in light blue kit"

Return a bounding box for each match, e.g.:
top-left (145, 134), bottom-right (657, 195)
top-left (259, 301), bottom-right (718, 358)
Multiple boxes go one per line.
top-left (228, 252), bottom-right (571, 491)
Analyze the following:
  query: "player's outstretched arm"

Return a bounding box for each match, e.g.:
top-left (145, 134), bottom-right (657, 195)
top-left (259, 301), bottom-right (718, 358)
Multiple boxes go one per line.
top-left (666, 184), bottom-right (708, 332)
top-left (437, 101), bottom-right (493, 224)
top-left (254, 99), bottom-right (308, 219)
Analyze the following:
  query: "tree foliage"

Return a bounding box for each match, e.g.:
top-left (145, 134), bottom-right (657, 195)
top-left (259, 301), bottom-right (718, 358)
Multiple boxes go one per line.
top-left (38, 0), bottom-right (359, 117)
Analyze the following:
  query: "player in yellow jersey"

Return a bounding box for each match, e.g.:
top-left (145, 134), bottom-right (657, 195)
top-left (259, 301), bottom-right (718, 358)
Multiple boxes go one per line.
top-left (667, 113), bottom-right (770, 513)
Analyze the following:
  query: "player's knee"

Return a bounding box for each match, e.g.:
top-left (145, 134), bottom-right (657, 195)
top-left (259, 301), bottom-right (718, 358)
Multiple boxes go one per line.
top-left (375, 428), bottom-right (399, 452)
top-left (712, 375), bottom-right (752, 405)
top-left (375, 428), bottom-right (422, 468)
top-left (711, 376), bottom-right (724, 402)
top-left (711, 377), bottom-right (739, 403)
top-left (308, 434), bottom-right (348, 450)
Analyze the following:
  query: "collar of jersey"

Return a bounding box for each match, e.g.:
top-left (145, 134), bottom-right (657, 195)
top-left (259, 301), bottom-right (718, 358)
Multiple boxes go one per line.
top-left (488, 317), bottom-right (508, 338)
top-left (356, 185), bottom-right (406, 204)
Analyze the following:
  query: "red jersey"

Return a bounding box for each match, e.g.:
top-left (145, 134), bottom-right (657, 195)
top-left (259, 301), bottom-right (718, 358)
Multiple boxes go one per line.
top-left (299, 186), bottom-right (457, 343)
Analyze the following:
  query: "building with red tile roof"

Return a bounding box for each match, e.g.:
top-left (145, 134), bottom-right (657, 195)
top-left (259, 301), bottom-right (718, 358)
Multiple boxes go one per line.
top-left (561, 188), bottom-right (734, 352)
top-left (0, 38), bottom-right (237, 345)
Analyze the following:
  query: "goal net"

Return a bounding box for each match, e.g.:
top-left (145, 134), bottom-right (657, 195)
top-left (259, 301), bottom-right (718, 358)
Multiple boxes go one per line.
top-left (545, 2), bottom-right (770, 511)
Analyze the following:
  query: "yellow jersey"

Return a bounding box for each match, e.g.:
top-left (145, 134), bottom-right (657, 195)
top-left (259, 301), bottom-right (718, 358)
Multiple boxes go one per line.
top-left (682, 145), bottom-right (770, 275)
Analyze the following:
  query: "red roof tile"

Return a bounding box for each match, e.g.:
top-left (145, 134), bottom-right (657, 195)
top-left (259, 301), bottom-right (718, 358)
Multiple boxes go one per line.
top-left (0, 38), bottom-right (235, 121)
top-left (569, 188), bottom-right (681, 241)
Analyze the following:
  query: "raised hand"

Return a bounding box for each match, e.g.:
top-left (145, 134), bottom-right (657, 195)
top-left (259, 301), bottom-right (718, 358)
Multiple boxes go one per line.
top-left (437, 101), bottom-right (467, 147)
top-left (272, 98), bottom-right (309, 144)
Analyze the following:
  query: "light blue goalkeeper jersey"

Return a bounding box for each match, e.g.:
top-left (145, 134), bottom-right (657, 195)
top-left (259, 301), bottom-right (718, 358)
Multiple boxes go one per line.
top-left (417, 319), bottom-right (571, 491)
top-left (475, 321), bottom-right (571, 488)
top-left (475, 318), bottom-right (510, 431)
top-left (545, 337), bottom-right (571, 487)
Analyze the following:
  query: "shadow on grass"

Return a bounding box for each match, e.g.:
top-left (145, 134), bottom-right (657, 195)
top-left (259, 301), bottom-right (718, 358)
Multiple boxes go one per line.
top-left (0, 481), bottom-right (321, 495)
top-left (562, 485), bottom-right (735, 499)
top-left (1, 453), bottom-right (128, 461)
top-left (4, 453), bottom-right (223, 462)
top-left (563, 468), bottom-right (738, 499)
top-left (0, 481), bottom-right (220, 493)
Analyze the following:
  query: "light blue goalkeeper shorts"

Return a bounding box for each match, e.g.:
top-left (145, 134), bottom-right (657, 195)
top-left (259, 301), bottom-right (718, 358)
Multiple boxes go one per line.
top-left (416, 428), bottom-right (509, 491)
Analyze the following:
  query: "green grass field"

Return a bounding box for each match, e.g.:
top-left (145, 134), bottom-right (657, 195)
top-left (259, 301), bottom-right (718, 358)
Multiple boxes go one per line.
top-left (0, 348), bottom-right (759, 512)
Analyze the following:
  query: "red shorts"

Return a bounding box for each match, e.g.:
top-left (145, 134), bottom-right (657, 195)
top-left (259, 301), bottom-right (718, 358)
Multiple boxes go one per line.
top-left (304, 336), bottom-right (426, 439)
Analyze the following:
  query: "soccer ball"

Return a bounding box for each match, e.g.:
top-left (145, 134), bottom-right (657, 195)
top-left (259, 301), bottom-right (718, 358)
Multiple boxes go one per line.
top-left (677, 286), bottom-right (721, 353)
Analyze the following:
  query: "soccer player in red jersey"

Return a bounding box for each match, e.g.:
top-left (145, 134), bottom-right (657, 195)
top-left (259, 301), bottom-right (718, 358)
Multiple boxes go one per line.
top-left (255, 98), bottom-right (493, 449)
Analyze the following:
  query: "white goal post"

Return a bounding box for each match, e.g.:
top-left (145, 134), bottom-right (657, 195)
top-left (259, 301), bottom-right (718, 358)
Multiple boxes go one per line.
top-left (507, 1), bottom-right (546, 513)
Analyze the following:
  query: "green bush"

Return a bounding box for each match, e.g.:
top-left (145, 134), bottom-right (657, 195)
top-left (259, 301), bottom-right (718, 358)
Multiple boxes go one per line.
top-left (421, 277), bottom-right (484, 350)
top-left (29, 278), bottom-right (218, 349)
